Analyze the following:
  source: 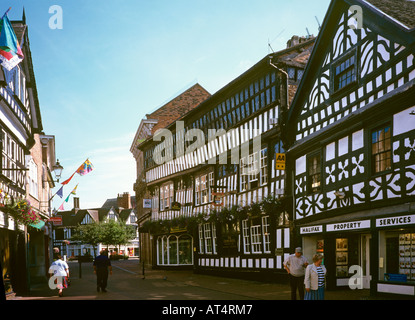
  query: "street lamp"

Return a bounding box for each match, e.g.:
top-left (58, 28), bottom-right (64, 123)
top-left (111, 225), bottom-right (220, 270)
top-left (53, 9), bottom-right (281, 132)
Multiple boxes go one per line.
top-left (52, 160), bottom-right (64, 183)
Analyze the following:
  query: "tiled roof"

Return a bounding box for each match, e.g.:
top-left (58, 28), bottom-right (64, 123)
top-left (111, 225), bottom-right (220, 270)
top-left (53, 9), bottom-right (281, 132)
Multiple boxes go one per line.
top-left (365, 0), bottom-right (415, 29)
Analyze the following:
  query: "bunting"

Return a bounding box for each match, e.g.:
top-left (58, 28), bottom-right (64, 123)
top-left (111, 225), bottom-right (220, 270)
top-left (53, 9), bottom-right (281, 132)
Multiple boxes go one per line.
top-left (58, 184), bottom-right (79, 211)
top-left (61, 159), bottom-right (94, 185)
top-left (0, 8), bottom-right (24, 71)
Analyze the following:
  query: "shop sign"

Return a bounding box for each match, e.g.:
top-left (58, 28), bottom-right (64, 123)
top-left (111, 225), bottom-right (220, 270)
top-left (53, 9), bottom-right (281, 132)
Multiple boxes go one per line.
top-left (376, 214), bottom-right (415, 228)
top-left (327, 219), bottom-right (370, 232)
top-left (143, 199), bottom-right (152, 208)
top-left (171, 201), bottom-right (181, 211)
top-left (48, 216), bottom-right (62, 226)
top-left (300, 225), bottom-right (323, 234)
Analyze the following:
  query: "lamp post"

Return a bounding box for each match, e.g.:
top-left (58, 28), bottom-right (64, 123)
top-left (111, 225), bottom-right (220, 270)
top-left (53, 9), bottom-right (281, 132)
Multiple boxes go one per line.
top-left (49, 160), bottom-right (64, 258)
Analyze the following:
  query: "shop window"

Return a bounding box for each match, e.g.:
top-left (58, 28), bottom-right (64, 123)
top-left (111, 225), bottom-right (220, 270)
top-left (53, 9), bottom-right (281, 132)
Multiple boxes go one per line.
top-left (178, 235), bottom-right (193, 265)
top-left (382, 232), bottom-right (415, 282)
top-left (371, 125), bottom-right (392, 174)
top-left (157, 235), bottom-right (193, 266)
top-left (168, 236), bottom-right (178, 265)
top-left (335, 238), bottom-right (349, 278)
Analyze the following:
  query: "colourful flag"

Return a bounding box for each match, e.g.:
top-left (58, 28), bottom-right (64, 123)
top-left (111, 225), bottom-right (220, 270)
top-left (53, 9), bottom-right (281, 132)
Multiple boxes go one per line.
top-left (58, 202), bottom-right (64, 211)
top-left (61, 159), bottom-right (94, 185)
top-left (76, 159), bottom-right (94, 176)
top-left (56, 186), bottom-right (64, 198)
top-left (0, 9), bottom-right (24, 71)
top-left (61, 172), bottom-right (75, 185)
top-left (71, 184), bottom-right (78, 195)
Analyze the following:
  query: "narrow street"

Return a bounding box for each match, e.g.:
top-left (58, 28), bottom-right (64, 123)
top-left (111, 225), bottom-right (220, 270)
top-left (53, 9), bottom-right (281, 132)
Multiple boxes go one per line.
top-left (11, 259), bottom-right (375, 301)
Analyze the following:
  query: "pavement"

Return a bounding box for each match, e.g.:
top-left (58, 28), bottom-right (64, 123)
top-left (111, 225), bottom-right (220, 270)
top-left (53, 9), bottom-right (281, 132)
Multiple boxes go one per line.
top-left (5, 259), bottom-right (407, 301)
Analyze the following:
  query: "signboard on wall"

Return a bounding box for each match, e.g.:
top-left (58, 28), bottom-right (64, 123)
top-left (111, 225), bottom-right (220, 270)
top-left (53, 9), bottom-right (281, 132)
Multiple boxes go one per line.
top-left (275, 153), bottom-right (286, 170)
top-left (48, 216), bottom-right (62, 226)
top-left (143, 199), bottom-right (152, 208)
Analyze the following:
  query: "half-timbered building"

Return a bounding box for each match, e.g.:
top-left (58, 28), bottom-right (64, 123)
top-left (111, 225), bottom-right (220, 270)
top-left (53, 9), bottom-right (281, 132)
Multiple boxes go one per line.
top-left (0, 14), bottom-right (47, 297)
top-left (286, 0), bottom-right (415, 296)
top-left (137, 36), bottom-right (315, 280)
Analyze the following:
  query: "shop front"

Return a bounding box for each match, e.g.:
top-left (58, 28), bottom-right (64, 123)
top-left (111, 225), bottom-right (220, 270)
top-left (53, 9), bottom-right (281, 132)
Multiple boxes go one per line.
top-left (155, 232), bottom-right (194, 268)
top-left (299, 218), bottom-right (372, 291)
top-left (376, 213), bottom-right (415, 296)
top-left (297, 210), bottom-right (415, 297)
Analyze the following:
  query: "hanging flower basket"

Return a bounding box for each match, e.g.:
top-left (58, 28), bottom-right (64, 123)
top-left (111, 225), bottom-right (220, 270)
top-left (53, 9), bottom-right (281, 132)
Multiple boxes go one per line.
top-left (3, 198), bottom-right (41, 226)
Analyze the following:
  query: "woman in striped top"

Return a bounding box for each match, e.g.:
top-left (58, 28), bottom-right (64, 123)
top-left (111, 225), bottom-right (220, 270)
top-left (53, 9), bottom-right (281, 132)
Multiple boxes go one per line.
top-left (304, 253), bottom-right (326, 300)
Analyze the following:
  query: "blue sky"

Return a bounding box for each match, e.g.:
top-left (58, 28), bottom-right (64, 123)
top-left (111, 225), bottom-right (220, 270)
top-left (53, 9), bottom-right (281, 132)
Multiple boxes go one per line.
top-left (3, 0), bottom-right (331, 209)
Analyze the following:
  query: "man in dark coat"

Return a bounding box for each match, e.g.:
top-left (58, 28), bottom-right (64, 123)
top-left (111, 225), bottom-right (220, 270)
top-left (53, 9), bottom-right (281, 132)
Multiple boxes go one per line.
top-left (93, 250), bottom-right (112, 292)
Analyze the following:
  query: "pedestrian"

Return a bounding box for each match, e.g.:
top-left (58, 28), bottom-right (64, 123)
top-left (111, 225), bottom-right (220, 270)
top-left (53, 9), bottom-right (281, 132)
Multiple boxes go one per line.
top-left (283, 247), bottom-right (309, 300)
top-left (48, 254), bottom-right (70, 297)
top-left (304, 253), bottom-right (327, 300)
top-left (93, 249), bottom-right (112, 293)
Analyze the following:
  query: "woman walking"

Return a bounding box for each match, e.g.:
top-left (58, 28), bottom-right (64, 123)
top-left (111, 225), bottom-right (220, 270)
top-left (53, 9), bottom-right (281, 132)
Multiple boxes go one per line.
top-left (304, 253), bottom-right (326, 300)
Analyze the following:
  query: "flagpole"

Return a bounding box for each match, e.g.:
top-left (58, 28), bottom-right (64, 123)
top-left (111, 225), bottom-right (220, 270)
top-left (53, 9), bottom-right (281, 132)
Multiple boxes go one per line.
top-left (2, 7), bottom-right (12, 19)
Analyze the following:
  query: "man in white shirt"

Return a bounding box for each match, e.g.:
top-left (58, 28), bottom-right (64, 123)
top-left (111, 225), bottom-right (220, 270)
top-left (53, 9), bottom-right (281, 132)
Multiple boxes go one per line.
top-left (283, 247), bottom-right (309, 300)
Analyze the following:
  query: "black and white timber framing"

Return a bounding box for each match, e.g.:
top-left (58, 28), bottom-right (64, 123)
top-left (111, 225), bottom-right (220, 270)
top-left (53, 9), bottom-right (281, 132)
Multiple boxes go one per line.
top-left (286, 0), bottom-right (415, 296)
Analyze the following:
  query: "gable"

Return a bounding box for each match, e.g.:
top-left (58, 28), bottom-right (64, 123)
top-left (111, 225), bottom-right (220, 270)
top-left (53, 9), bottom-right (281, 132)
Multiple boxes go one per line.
top-left (288, 0), bottom-right (415, 143)
top-left (80, 212), bottom-right (95, 225)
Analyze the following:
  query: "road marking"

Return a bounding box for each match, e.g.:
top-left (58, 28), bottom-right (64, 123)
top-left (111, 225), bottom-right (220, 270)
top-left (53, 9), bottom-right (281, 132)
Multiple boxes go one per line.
top-left (112, 265), bottom-right (138, 275)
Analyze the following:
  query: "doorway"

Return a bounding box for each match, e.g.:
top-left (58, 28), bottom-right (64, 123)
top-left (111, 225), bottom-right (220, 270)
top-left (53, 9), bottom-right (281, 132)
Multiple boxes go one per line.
top-left (361, 234), bottom-right (371, 289)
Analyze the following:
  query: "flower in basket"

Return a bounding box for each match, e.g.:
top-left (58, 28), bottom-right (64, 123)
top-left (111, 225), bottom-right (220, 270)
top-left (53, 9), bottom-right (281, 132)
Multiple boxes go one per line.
top-left (4, 198), bottom-right (40, 226)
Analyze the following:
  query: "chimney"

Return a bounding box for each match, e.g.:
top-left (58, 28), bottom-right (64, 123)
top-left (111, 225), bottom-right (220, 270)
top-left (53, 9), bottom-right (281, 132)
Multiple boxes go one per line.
top-left (74, 197), bottom-right (80, 209)
top-left (117, 192), bottom-right (131, 209)
top-left (286, 35), bottom-right (314, 48)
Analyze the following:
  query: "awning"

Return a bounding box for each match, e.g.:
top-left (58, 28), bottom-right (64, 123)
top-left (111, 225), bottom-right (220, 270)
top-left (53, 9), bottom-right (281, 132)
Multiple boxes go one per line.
top-left (29, 220), bottom-right (45, 230)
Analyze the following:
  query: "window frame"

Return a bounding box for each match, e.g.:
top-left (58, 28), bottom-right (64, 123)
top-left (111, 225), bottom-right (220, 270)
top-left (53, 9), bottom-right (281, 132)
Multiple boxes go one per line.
top-left (371, 123), bottom-right (392, 176)
top-left (307, 152), bottom-right (322, 194)
top-left (331, 50), bottom-right (358, 94)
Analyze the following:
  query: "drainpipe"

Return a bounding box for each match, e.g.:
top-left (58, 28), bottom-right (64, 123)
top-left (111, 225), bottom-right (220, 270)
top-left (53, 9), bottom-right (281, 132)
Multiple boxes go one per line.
top-left (269, 56), bottom-right (294, 238)
top-left (269, 56), bottom-right (289, 112)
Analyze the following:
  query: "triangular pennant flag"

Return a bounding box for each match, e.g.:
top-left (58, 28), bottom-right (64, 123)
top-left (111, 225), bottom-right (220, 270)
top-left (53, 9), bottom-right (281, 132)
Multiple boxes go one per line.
top-left (0, 9), bottom-right (24, 71)
top-left (58, 202), bottom-right (64, 211)
top-left (56, 186), bottom-right (64, 198)
top-left (71, 184), bottom-right (78, 195)
top-left (61, 172), bottom-right (75, 185)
